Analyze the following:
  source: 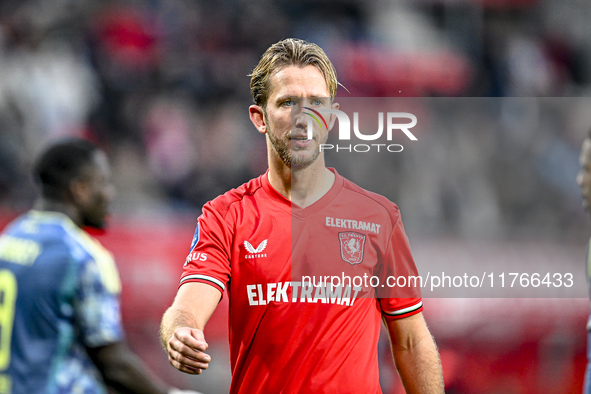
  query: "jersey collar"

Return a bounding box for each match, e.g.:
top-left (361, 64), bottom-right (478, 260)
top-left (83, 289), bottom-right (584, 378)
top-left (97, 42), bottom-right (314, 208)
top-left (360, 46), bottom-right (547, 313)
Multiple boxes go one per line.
top-left (261, 168), bottom-right (344, 218)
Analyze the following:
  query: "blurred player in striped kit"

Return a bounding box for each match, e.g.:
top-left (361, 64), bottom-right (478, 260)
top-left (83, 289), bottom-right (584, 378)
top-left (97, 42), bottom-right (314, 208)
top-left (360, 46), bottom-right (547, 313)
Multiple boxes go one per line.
top-left (0, 138), bottom-right (201, 394)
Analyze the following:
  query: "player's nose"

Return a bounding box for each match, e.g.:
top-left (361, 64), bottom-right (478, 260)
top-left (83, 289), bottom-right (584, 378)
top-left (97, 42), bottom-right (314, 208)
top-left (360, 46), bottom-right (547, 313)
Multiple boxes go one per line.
top-left (292, 111), bottom-right (307, 130)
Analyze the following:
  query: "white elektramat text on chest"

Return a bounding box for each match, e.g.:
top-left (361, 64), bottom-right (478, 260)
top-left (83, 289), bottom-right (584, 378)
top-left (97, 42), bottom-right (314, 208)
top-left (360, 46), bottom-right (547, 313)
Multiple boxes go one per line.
top-left (326, 216), bottom-right (381, 234)
top-left (246, 281), bottom-right (362, 307)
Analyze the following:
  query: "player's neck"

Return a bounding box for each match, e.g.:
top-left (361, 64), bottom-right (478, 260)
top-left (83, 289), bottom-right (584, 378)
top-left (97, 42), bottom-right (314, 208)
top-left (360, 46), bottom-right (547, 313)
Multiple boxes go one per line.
top-left (268, 157), bottom-right (335, 208)
top-left (34, 198), bottom-right (82, 228)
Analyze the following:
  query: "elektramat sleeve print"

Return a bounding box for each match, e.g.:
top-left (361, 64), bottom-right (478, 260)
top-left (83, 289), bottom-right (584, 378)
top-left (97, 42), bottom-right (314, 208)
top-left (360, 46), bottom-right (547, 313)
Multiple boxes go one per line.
top-left (179, 170), bottom-right (424, 394)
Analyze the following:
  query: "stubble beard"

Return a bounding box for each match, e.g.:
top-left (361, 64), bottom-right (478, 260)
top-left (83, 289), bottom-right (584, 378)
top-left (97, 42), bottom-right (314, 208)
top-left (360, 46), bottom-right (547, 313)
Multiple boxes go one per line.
top-left (264, 114), bottom-right (328, 170)
top-left (266, 122), bottom-right (325, 171)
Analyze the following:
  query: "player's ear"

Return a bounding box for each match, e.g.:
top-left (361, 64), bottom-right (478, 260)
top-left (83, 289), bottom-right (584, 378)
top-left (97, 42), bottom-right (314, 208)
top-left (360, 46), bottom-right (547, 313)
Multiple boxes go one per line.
top-left (249, 105), bottom-right (267, 135)
top-left (328, 101), bottom-right (340, 131)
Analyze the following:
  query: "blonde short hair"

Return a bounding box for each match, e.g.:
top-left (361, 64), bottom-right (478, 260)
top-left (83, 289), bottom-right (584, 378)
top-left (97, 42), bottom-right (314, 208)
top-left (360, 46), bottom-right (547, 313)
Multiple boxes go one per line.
top-left (249, 38), bottom-right (338, 108)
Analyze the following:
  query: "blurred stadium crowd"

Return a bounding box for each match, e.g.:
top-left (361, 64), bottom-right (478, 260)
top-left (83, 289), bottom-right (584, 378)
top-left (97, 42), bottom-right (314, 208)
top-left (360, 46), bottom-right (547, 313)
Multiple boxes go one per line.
top-left (0, 0), bottom-right (590, 241)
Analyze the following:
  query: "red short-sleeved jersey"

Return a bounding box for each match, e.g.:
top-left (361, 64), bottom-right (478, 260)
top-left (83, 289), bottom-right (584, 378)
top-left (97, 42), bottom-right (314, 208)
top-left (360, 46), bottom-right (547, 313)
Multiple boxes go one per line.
top-left (181, 169), bottom-right (422, 394)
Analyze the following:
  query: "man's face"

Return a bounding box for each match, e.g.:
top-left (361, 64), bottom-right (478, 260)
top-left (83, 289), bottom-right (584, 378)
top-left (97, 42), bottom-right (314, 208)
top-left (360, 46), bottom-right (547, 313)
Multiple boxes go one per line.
top-left (262, 65), bottom-right (335, 170)
top-left (75, 151), bottom-right (115, 229)
top-left (577, 138), bottom-right (591, 212)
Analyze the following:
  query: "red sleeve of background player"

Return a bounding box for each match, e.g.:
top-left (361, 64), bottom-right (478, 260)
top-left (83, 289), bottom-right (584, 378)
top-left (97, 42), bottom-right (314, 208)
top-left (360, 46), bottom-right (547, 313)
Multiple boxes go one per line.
top-left (180, 202), bottom-right (232, 296)
top-left (375, 213), bottom-right (423, 322)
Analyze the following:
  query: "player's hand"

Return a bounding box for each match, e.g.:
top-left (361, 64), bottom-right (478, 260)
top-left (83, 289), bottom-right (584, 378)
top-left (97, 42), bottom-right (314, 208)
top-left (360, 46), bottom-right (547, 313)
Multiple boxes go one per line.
top-left (168, 389), bottom-right (204, 394)
top-left (167, 327), bottom-right (211, 374)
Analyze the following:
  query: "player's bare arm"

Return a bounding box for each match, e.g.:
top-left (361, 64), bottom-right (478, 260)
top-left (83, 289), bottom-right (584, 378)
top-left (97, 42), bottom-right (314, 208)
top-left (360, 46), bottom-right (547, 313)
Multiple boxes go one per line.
top-left (87, 342), bottom-right (169, 394)
top-left (160, 282), bottom-right (221, 374)
top-left (385, 312), bottom-right (444, 394)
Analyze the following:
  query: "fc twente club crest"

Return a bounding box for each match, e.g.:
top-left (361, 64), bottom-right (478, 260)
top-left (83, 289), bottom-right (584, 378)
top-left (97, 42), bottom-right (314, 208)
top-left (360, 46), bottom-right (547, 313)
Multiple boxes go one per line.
top-left (339, 232), bottom-right (366, 265)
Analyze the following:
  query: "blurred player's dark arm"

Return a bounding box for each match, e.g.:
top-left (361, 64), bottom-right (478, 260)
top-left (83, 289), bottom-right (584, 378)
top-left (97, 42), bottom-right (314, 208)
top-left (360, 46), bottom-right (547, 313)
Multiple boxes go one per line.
top-left (384, 312), bottom-right (444, 394)
top-left (87, 341), bottom-right (169, 394)
top-left (160, 282), bottom-right (221, 374)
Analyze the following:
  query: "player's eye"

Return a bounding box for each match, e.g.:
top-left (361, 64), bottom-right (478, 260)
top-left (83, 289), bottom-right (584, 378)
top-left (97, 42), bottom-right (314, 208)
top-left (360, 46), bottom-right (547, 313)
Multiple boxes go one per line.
top-left (311, 99), bottom-right (324, 106)
top-left (282, 100), bottom-right (293, 107)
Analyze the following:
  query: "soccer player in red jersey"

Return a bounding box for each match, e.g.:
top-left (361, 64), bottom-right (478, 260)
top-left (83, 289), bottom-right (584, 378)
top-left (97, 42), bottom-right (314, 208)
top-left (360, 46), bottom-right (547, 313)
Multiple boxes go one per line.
top-left (160, 39), bottom-right (444, 393)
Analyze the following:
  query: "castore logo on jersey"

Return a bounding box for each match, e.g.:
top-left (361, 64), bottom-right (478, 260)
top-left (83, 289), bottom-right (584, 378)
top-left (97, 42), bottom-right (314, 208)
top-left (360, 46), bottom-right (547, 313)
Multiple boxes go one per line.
top-left (244, 239), bottom-right (268, 259)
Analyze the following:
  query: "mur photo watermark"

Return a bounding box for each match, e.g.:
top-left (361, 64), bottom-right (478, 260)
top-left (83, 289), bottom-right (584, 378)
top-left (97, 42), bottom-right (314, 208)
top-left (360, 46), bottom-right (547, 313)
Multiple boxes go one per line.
top-left (291, 97), bottom-right (418, 153)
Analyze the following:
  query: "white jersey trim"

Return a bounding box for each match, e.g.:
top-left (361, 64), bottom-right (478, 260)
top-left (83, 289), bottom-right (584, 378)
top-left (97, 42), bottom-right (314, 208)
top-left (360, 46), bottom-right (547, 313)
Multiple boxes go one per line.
top-left (180, 274), bottom-right (226, 291)
top-left (383, 300), bottom-right (423, 316)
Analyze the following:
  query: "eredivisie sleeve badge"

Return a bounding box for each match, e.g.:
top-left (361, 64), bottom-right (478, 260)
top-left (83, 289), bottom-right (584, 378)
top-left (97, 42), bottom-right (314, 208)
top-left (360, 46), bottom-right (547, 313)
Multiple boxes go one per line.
top-left (339, 232), bottom-right (366, 265)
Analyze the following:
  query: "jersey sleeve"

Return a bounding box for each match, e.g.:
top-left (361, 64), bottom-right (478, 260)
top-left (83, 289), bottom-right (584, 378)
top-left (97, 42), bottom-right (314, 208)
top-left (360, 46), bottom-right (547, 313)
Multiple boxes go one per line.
top-left (375, 213), bottom-right (423, 322)
top-left (180, 202), bottom-right (232, 295)
top-left (74, 253), bottom-right (125, 348)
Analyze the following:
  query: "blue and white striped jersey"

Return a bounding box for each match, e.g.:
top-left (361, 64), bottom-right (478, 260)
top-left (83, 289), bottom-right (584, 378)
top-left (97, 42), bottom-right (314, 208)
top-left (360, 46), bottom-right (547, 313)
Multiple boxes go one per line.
top-left (0, 210), bottom-right (123, 394)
